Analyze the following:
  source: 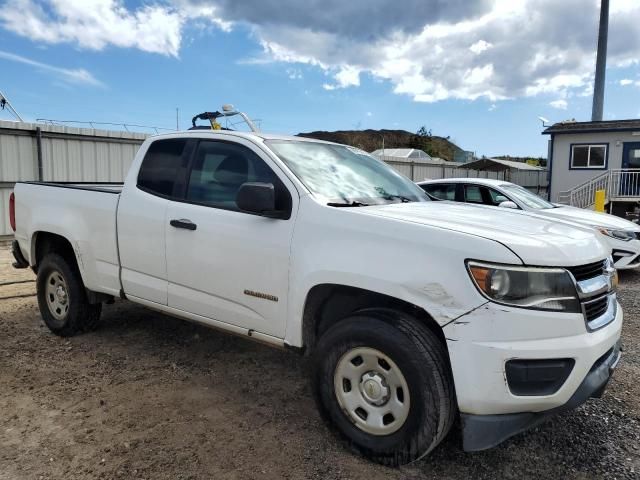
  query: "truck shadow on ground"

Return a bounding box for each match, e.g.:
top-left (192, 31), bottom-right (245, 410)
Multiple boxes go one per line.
top-left (75, 300), bottom-right (637, 479)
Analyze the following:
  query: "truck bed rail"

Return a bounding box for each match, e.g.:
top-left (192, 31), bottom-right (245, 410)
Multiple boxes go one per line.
top-left (18, 181), bottom-right (123, 194)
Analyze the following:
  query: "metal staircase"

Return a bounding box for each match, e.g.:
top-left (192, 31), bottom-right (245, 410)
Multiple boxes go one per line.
top-left (557, 169), bottom-right (640, 208)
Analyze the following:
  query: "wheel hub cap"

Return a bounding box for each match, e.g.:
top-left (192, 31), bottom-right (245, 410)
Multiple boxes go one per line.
top-left (45, 270), bottom-right (70, 321)
top-left (55, 285), bottom-right (68, 304)
top-left (360, 372), bottom-right (389, 406)
top-left (333, 347), bottom-right (410, 436)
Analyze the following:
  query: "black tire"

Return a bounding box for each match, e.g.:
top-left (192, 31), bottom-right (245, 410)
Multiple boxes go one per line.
top-left (36, 253), bottom-right (102, 337)
top-left (312, 310), bottom-right (456, 466)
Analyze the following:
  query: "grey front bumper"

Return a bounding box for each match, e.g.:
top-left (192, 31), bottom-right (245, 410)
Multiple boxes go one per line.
top-left (461, 341), bottom-right (622, 452)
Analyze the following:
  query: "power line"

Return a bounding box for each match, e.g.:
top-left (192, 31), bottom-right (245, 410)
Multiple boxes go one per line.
top-left (0, 89), bottom-right (24, 122)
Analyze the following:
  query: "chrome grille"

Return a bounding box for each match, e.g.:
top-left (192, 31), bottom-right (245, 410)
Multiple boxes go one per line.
top-left (569, 259), bottom-right (616, 331)
top-left (567, 260), bottom-right (606, 282)
top-left (583, 295), bottom-right (609, 323)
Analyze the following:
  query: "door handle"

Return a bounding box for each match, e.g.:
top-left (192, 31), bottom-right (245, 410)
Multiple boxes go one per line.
top-left (170, 219), bottom-right (197, 231)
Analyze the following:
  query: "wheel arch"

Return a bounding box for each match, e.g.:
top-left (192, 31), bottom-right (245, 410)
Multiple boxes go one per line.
top-left (301, 283), bottom-right (447, 355)
top-left (32, 231), bottom-right (112, 304)
top-left (31, 231), bottom-right (78, 273)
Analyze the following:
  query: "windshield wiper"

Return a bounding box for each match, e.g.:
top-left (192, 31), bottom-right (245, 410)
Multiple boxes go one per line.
top-left (383, 194), bottom-right (413, 203)
top-left (327, 200), bottom-right (371, 207)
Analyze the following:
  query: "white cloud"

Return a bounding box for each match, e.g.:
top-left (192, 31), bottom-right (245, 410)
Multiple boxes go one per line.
top-left (286, 68), bottom-right (302, 79)
top-left (550, 99), bottom-right (568, 110)
top-left (366, 111), bottom-right (373, 117)
top-left (0, 50), bottom-right (103, 86)
top-left (0, 0), bottom-right (196, 56)
top-left (235, 0), bottom-right (640, 103)
top-left (619, 78), bottom-right (640, 87)
top-left (322, 65), bottom-right (361, 90)
top-left (3, 0), bottom-right (640, 106)
top-left (469, 40), bottom-right (492, 54)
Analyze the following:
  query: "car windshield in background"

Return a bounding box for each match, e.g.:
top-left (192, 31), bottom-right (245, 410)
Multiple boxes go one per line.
top-left (501, 184), bottom-right (555, 209)
top-left (266, 140), bottom-right (429, 205)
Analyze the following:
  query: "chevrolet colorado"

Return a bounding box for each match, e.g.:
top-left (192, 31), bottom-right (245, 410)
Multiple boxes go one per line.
top-left (9, 129), bottom-right (622, 465)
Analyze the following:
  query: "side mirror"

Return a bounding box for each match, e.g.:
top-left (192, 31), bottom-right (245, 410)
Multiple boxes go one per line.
top-left (237, 182), bottom-right (283, 218)
top-left (498, 200), bottom-right (519, 209)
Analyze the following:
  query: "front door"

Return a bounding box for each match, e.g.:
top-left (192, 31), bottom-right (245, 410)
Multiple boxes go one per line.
top-left (165, 138), bottom-right (297, 338)
top-left (620, 142), bottom-right (640, 196)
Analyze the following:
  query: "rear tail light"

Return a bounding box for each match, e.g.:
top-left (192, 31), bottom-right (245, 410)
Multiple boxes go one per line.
top-left (9, 192), bottom-right (16, 231)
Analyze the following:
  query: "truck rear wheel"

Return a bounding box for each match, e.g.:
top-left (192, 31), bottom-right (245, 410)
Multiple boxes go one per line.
top-left (312, 311), bottom-right (455, 466)
top-left (36, 253), bottom-right (102, 337)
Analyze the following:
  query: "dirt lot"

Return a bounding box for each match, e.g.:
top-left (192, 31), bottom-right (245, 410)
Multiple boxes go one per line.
top-left (1, 242), bottom-right (639, 480)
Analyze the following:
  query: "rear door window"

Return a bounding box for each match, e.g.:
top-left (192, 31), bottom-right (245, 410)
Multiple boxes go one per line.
top-left (463, 185), bottom-right (484, 204)
top-left (423, 184), bottom-right (457, 201)
top-left (137, 139), bottom-right (189, 197)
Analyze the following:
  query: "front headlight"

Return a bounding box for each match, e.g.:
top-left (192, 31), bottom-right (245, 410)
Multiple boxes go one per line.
top-left (596, 227), bottom-right (637, 242)
top-left (467, 261), bottom-right (580, 312)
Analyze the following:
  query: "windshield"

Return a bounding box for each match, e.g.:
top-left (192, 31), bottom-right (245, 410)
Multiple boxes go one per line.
top-left (501, 184), bottom-right (555, 209)
top-left (266, 140), bottom-right (429, 205)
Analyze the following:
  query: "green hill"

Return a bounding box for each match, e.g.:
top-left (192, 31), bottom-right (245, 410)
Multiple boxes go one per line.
top-left (296, 129), bottom-right (464, 162)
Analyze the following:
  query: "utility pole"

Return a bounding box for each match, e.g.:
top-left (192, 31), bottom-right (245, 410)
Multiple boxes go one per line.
top-left (0, 89), bottom-right (24, 122)
top-left (377, 132), bottom-right (385, 156)
top-left (176, 108), bottom-right (179, 130)
top-left (591, 0), bottom-right (609, 122)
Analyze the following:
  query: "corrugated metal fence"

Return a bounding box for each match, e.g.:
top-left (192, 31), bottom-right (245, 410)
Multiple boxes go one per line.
top-left (383, 160), bottom-right (549, 194)
top-left (0, 120), bottom-right (148, 235)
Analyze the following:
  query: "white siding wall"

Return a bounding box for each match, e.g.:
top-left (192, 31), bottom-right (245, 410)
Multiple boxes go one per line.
top-left (0, 133), bottom-right (37, 181)
top-left (0, 188), bottom-right (12, 235)
top-left (550, 131), bottom-right (639, 201)
top-left (0, 120), bottom-right (148, 235)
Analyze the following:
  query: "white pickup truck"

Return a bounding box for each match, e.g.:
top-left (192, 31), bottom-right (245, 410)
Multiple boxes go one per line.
top-left (10, 129), bottom-right (622, 465)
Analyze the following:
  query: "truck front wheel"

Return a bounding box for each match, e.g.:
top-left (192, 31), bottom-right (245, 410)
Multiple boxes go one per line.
top-left (36, 253), bottom-right (102, 337)
top-left (312, 312), bottom-right (455, 466)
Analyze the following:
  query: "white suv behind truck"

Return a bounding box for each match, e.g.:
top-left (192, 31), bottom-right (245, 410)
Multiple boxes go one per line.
top-left (9, 130), bottom-right (622, 465)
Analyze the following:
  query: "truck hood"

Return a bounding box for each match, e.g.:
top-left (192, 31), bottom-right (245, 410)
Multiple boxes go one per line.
top-left (357, 201), bottom-right (609, 266)
top-left (541, 205), bottom-right (640, 231)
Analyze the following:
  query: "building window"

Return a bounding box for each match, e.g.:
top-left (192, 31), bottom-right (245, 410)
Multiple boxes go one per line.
top-left (570, 144), bottom-right (607, 169)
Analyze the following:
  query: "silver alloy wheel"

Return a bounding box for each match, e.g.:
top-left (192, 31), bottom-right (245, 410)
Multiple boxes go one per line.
top-left (45, 270), bottom-right (70, 321)
top-left (334, 347), bottom-right (410, 435)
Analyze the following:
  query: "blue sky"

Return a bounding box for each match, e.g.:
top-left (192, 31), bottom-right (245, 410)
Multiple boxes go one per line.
top-left (1, 0), bottom-right (640, 158)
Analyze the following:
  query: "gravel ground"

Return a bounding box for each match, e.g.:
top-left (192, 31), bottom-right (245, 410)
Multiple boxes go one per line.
top-left (1, 242), bottom-right (639, 480)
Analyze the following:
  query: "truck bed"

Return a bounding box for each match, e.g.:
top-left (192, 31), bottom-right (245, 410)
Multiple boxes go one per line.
top-left (13, 181), bottom-right (123, 297)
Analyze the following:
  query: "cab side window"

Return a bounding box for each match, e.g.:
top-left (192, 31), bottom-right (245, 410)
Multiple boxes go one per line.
top-left (137, 139), bottom-right (188, 197)
top-left (186, 141), bottom-right (291, 214)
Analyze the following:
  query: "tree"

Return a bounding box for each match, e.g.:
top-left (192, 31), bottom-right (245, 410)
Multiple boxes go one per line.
top-left (416, 126), bottom-right (432, 137)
